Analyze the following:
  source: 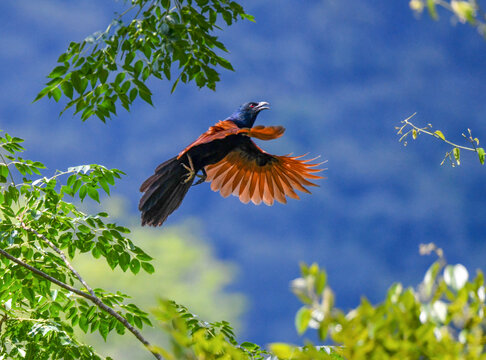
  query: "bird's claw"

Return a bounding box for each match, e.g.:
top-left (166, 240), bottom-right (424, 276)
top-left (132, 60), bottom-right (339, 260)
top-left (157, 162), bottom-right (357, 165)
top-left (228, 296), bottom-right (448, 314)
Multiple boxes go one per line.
top-left (181, 155), bottom-right (196, 184)
top-left (181, 154), bottom-right (206, 185)
top-left (192, 168), bottom-right (207, 186)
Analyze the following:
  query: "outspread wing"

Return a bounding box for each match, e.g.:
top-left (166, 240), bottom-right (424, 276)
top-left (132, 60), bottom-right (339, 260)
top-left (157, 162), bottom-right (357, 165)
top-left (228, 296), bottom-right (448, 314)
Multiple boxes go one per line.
top-left (205, 139), bottom-right (324, 205)
top-left (237, 125), bottom-right (285, 140)
top-left (178, 121), bottom-right (285, 159)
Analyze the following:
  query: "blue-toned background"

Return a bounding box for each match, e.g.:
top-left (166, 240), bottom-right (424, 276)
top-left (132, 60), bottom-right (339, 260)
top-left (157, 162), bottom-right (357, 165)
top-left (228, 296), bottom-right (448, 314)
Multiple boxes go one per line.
top-left (2, 0), bottom-right (485, 348)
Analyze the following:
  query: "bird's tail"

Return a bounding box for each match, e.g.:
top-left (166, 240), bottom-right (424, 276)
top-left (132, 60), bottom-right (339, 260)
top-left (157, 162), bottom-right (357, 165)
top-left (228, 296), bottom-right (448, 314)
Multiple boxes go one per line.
top-left (139, 156), bottom-right (192, 226)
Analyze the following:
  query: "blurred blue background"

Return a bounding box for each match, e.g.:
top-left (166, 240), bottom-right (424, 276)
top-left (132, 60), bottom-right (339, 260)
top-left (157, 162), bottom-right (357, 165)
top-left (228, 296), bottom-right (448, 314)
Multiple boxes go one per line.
top-left (1, 0), bottom-right (486, 351)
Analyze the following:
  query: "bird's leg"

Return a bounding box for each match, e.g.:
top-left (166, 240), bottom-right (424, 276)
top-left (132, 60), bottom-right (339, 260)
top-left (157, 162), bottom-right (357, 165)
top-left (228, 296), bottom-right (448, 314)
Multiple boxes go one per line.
top-left (182, 154), bottom-right (207, 185)
top-left (181, 154), bottom-right (196, 184)
top-left (192, 168), bottom-right (207, 186)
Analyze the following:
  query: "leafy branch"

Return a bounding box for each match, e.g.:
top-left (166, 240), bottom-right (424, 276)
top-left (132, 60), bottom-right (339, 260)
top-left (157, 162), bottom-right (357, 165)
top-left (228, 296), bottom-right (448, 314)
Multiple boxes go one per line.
top-left (0, 131), bottom-right (158, 359)
top-left (0, 247), bottom-right (162, 360)
top-left (34, 0), bottom-right (254, 122)
top-left (410, 0), bottom-right (486, 37)
top-left (396, 113), bottom-right (485, 166)
top-left (151, 300), bottom-right (272, 360)
top-left (280, 247), bottom-right (486, 359)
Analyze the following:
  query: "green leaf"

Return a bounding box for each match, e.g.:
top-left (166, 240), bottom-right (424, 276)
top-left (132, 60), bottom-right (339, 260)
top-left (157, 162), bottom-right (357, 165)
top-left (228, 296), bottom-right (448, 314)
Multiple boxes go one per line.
top-left (121, 81), bottom-right (131, 94)
top-left (33, 86), bottom-right (51, 102)
top-left (114, 72), bottom-right (126, 85)
top-left (134, 316), bottom-right (143, 329)
top-left (71, 72), bottom-right (82, 93)
top-left (129, 88), bottom-right (138, 102)
top-left (427, 0), bottom-right (438, 20)
top-left (61, 81), bottom-right (74, 99)
top-left (0, 164), bottom-right (9, 180)
top-left (216, 56), bottom-right (234, 71)
top-left (270, 343), bottom-right (295, 359)
top-left (87, 186), bottom-right (100, 202)
top-left (139, 90), bottom-right (153, 105)
top-left (315, 271), bottom-right (327, 295)
top-left (134, 60), bottom-right (143, 78)
top-left (48, 65), bottom-right (68, 78)
top-left (141, 262), bottom-right (155, 274)
top-left (142, 66), bottom-right (150, 81)
top-left (99, 69), bottom-right (109, 84)
top-left (99, 321), bottom-right (109, 341)
top-left (98, 177), bottom-right (110, 195)
top-left (453, 147), bottom-right (460, 165)
top-left (130, 259), bottom-right (141, 274)
top-left (434, 130), bottom-right (445, 141)
top-left (124, 52), bottom-right (136, 66)
top-left (119, 253), bottom-right (130, 272)
top-left (451, 1), bottom-right (476, 24)
top-left (135, 252), bottom-right (153, 261)
top-left (52, 87), bottom-right (62, 102)
top-left (478, 147), bottom-right (485, 165)
top-left (171, 77), bottom-right (180, 93)
top-left (77, 224), bottom-right (91, 234)
top-left (295, 307), bottom-right (312, 335)
top-left (79, 315), bottom-right (89, 333)
top-left (422, 261), bottom-right (440, 298)
top-left (79, 185), bottom-right (87, 201)
top-left (79, 78), bottom-right (89, 94)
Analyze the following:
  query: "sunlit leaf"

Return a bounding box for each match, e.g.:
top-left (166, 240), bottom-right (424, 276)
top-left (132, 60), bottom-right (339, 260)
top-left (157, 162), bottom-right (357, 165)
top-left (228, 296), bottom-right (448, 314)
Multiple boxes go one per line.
top-left (444, 264), bottom-right (468, 291)
top-left (453, 147), bottom-right (460, 165)
top-left (295, 307), bottom-right (312, 334)
top-left (270, 343), bottom-right (295, 358)
top-left (426, 0), bottom-right (438, 19)
top-left (478, 147), bottom-right (485, 165)
top-left (434, 130), bottom-right (445, 140)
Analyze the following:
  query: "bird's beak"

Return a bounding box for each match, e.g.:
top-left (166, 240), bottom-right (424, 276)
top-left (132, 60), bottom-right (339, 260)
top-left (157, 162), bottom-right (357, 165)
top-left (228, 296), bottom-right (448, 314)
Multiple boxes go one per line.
top-left (255, 101), bottom-right (270, 112)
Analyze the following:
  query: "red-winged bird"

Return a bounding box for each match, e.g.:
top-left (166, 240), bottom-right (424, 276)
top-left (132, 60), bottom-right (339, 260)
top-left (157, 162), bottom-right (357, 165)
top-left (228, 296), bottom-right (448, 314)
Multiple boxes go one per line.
top-left (139, 101), bottom-right (324, 226)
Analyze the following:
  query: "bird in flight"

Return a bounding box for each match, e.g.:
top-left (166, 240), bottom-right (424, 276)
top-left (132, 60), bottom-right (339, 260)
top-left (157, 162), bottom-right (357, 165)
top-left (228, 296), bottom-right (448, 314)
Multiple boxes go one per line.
top-left (139, 101), bottom-right (324, 226)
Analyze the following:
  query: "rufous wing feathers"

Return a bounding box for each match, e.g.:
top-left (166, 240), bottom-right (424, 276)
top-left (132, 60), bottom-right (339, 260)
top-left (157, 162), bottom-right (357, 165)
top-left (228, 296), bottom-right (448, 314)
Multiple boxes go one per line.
top-left (205, 146), bottom-right (324, 206)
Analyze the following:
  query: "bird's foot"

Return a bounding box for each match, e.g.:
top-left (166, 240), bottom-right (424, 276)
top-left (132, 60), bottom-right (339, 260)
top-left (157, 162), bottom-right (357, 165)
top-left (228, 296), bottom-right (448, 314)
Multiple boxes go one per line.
top-left (182, 155), bottom-right (207, 185)
top-left (181, 155), bottom-right (196, 184)
top-left (192, 168), bottom-right (207, 186)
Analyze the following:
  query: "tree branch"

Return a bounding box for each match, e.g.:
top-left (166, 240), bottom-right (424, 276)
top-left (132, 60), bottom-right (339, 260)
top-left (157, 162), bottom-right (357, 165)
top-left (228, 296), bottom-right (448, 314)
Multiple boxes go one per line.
top-left (399, 116), bottom-right (476, 152)
top-left (19, 222), bottom-right (96, 298)
top-left (0, 247), bottom-right (163, 360)
top-left (396, 114), bottom-right (485, 166)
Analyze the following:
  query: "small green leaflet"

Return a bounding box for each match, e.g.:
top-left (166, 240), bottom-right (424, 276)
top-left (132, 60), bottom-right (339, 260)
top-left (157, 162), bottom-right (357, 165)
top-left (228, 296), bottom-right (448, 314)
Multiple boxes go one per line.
top-left (478, 147), bottom-right (485, 165)
top-left (453, 147), bottom-right (460, 165)
top-left (295, 306), bottom-right (312, 335)
top-left (434, 130), bottom-right (445, 141)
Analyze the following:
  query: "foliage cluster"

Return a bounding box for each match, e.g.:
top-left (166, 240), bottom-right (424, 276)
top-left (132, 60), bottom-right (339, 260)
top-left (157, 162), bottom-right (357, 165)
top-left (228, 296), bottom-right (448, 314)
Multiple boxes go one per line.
top-left (0, 131), bottom-right (155, 359)
top-left (410, 0), bottom-right (486, 36)
top-left (34, 0), bottom-right (253, 122)
top-left (279, 245), bottom-right (485, 359)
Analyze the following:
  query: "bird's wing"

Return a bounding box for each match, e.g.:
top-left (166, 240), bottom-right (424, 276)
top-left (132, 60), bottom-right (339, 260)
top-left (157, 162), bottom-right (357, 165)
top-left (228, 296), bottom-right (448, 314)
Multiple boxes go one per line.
top-left (178, 121), bottom-right (285, 158)
top-left (237, 125), bottom-right (285, 140)
top-left (205, 139), bottom-right (324, 205)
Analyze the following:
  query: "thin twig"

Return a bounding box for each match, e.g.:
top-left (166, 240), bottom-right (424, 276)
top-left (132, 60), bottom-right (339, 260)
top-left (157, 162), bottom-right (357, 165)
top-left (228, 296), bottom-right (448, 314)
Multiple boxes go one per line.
top-left (435, 0), bottom-right (453, 11)
top-left (0, 248), bottom-right (163, 360)
top-left (401, 118), bottom-right (476, 152)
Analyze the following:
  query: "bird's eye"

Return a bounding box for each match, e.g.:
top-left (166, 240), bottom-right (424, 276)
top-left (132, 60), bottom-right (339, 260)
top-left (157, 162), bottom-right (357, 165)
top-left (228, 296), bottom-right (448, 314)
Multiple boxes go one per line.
top-left (249, 103), bottom-right (255, 108)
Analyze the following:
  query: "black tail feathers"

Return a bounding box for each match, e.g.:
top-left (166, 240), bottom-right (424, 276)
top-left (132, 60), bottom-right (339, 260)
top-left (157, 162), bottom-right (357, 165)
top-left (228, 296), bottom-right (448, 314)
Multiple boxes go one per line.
top-left (139, 156), bottom-right (192, 226)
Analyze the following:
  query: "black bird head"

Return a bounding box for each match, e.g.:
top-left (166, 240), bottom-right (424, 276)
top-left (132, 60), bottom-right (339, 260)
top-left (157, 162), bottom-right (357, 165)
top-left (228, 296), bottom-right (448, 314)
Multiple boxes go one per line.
top-left (227, 101), bottom-right (270, 128)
